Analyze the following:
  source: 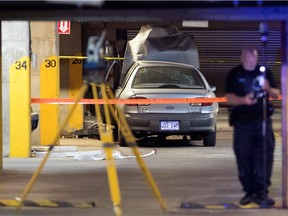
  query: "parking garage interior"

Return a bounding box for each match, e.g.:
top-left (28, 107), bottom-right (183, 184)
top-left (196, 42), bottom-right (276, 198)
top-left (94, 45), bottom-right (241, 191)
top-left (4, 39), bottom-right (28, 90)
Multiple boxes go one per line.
top-left (0, 1), bottom-right (288, 215)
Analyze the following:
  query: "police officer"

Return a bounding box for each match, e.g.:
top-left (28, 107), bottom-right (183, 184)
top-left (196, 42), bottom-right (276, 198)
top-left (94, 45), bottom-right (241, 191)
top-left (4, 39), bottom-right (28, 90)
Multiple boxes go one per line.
top-left (225, 46), bottom-right (280, 206)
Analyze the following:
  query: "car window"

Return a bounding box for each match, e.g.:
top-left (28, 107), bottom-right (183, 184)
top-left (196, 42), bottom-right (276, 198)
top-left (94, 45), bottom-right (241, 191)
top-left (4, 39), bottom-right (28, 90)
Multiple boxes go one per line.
top-left (120, 63), bottom-right (139, 88)
top-left (132, 66), bottom-right (205, 89)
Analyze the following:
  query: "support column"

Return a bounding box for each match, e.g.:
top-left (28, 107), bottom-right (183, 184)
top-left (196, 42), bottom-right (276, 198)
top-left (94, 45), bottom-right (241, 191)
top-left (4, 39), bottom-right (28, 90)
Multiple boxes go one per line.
top-left (1, 21), bottom-right (30, 158)
top-left (30, 22), bottom-right (59, 146)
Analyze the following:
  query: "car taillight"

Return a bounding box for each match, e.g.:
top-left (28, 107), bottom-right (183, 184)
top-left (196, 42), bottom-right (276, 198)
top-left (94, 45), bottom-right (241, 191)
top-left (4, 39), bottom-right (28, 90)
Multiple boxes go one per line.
top-left (190, 102), bottom-right (213, 106)
top-left (126, 96), bottom-right (150, 106)
top-left (201, 102), bottom-right (213, 106)
top-left (190, 103), bottom-right (202, 106)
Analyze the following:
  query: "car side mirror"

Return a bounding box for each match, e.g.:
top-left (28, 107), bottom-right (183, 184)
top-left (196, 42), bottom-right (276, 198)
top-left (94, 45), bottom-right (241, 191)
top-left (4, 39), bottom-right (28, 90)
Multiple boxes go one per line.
top-left (210, 86), bottom-right (216, 92)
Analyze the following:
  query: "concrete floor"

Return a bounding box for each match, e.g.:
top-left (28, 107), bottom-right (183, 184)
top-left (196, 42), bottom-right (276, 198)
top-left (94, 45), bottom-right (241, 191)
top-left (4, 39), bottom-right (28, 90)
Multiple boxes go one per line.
top-left (0, 108), bottom-right (287, 216)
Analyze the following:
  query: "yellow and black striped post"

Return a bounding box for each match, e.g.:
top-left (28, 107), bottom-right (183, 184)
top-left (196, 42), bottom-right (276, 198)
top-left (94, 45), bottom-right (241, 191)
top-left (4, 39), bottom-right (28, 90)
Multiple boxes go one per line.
top-left (2, 199), bottom-right (95, 208)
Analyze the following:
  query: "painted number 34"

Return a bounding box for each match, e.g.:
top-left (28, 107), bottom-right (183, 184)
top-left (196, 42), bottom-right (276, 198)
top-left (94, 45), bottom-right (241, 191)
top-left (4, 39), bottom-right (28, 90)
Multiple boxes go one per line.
top-left (15, 60), bottom-right (27, 70)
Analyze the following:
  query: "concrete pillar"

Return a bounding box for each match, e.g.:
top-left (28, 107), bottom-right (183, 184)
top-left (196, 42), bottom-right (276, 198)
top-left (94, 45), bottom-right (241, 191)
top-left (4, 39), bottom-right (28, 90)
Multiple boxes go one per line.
top-left (30, 22), bottom-right (60, 146)
top-left (1, 21), bottom-right (30, 158)
top-left (30, 23), bottom-right (41, 147)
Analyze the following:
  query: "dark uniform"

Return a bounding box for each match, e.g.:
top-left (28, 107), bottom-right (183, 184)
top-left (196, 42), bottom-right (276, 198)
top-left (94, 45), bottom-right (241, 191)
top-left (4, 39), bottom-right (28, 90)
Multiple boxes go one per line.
top-left (225, 64), bottom-right (277, 201)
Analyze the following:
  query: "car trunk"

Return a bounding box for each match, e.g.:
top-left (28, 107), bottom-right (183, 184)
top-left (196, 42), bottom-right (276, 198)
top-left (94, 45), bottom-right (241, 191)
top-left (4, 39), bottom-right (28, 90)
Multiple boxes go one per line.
top-left (130, 88), bottom-right (209, 114)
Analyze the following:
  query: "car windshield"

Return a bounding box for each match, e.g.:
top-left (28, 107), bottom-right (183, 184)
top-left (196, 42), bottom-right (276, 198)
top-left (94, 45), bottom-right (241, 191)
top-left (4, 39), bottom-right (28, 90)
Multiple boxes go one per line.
top-left (131, 66), bottom-right (206, 89)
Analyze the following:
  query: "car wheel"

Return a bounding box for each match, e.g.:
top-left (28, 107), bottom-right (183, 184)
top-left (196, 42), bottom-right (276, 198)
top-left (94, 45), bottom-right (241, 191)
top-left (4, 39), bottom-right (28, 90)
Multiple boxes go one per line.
top-left (118, 128), bottom-right (128, 147)
top-left (203, 131), bottom-right (216, 147)
top-left (112, 124), bottom-right (118, 142)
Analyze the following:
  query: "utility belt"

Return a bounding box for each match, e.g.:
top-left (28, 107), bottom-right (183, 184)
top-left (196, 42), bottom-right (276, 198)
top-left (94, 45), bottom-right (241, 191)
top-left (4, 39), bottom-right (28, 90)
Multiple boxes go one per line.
top-left (229, 113), bottom-right (261, 125)
top-left (229, 105), bottom-right (274, 126)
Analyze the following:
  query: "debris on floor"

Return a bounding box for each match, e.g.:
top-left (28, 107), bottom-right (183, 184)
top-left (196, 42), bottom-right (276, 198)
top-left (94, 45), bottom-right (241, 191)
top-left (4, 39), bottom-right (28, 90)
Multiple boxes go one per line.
top-left (32, 146), bottom-right (157, 161)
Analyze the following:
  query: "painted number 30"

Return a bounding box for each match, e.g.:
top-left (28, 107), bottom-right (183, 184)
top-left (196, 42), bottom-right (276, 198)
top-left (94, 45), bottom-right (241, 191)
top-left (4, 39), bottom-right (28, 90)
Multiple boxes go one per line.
top-left (45, 59), bottom-right (57, 68)
top-left (15, 60), bottom-right (27, 70)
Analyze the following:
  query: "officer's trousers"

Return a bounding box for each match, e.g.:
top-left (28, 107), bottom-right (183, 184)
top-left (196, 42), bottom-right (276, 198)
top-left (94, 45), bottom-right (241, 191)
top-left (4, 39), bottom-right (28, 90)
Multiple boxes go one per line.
top-left (233, 118), bottom-right (275, 195)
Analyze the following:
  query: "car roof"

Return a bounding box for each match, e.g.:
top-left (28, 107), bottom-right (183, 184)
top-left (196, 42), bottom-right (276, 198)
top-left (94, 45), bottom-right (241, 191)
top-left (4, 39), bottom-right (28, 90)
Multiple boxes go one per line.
top-left (134, 60), bottom-right (199, 69)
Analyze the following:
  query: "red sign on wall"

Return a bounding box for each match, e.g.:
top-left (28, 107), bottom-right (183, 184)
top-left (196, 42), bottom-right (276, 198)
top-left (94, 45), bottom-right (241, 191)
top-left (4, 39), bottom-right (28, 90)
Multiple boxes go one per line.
top-left (57, 20), bottom-right (71, 34)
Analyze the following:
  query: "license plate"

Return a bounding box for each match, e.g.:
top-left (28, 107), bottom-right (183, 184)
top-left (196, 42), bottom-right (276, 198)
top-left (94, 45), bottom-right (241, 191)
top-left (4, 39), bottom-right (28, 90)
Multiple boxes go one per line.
top-left (160, 121), bottom-right (179, 130)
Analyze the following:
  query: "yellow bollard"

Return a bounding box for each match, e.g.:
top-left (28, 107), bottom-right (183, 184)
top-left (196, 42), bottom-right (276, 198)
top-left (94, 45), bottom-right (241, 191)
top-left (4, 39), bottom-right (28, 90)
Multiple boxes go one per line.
top-left (40, 56), bottom-right (60, 146)
top-left (10, 57), bottom-right (31, 158)
top-left (68, 55), bottom-right (83, 133)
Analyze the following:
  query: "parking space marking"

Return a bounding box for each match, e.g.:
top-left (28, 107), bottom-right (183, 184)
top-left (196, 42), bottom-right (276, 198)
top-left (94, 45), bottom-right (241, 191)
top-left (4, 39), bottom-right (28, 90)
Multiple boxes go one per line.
top-left (0, 199), bottom-right (95, 208)
top-left (180, 201), bottom-right (282, 209)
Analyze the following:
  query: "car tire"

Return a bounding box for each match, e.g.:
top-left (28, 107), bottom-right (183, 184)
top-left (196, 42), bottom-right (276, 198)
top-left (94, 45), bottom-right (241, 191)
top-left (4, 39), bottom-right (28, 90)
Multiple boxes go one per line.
top-left (203, 131), bottom-right (216, 147)
top-left (118, 129), bottom-right (128, 147)
top-left (112, 124), bottom-right (118, 142)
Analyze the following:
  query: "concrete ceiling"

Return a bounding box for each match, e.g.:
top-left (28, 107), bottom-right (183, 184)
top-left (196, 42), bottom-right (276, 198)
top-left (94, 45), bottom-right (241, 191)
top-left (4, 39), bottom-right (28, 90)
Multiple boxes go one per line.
top-left (0, 1), bottom-right (288, 21)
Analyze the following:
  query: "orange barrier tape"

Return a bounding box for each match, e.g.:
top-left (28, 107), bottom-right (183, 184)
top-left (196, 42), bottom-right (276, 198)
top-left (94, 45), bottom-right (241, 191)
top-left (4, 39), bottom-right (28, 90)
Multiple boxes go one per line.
top-left (31, 96), bottom-right (282, 105)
